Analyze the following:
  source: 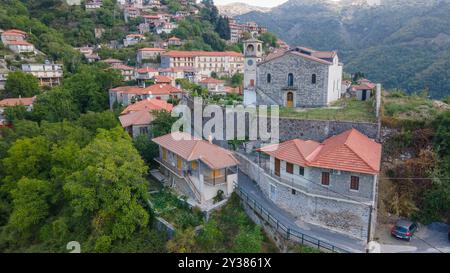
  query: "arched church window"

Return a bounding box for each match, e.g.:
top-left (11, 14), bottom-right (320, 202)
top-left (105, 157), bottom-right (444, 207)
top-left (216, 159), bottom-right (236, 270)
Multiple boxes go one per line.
top-left (288, 73), bottom-right (294, 87)
top-left (267, 73), bottom-right (271, 83)
top-left (312, 74), bottom-right (317, 84)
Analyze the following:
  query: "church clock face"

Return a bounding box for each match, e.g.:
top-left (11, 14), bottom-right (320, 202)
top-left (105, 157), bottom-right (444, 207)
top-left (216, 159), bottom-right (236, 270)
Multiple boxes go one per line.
top-left (247, 59), bottom-right (254, 66)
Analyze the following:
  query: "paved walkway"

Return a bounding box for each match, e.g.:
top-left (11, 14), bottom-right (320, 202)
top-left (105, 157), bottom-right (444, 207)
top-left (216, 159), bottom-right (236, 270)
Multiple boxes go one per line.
top-left (238, 170), bottom-right (367, 253)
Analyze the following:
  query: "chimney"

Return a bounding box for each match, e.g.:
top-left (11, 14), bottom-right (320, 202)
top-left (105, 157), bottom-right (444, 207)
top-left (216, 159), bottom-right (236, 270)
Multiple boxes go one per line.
top-left (208, 134), bottom-right (213, 144)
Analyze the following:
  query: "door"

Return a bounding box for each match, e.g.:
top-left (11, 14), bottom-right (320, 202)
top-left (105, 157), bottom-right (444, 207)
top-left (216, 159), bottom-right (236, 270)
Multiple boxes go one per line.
top-left (286, 92), bottom-right (294, 108)
top-left (274, 158), bottom-right (280, 176)
top-left (361, 90), bottom-right (367, 101)
top-left (177, 156), bottom-right (182, 171)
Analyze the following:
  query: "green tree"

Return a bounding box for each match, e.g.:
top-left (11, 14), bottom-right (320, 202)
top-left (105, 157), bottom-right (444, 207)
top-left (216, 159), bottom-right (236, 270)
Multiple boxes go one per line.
top-left (197, 219), bottom-right (224, 252)
top-left (166, 228), bottom-right (197, 253)
top-left (151, 110), bottom-right (179, 137)
top-left (63, 128), bottom-right (149, 243)
top-left (3, 71), bottom-right (40, 98)
top-left (32, 87), bottom-right (79, 122)
top-left (77, 111), bottom-right (119, 133)
top-left (7, 178), bottom-right (52, 241)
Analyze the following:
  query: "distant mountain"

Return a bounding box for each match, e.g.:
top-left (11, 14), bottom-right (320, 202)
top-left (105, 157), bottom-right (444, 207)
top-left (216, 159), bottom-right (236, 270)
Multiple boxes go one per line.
top-left (217, 2), bottom-right (271, 17)
top-left (237, 0), bottom-right (450, 98)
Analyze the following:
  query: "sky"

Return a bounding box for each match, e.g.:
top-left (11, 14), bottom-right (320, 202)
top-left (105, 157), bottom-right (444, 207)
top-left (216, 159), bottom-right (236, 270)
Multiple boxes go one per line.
top-left (213, 0), bottom-right (341, 8)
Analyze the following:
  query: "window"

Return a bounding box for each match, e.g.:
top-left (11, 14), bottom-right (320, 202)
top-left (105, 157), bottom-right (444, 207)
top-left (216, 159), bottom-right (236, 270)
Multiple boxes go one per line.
top-left (291, 189), bottom-right (296, 195)
top-left (312, 74), bottom-right (316, 84)
top-left (267, 73), bottom-right (271, 83)
top-left (286, 162), bottom-right (293, 174)
top-left (162, 148), bottom-right (167, 160)
top-left (191, 160), bottom-right (197, 170)
top-left (299, 166), bottom-right (305, 176)
top-left (350, 176), bottom-right (359, 191)
top-left (212, 169), bottom-right (221, 177)
top-left (139, 127), bottom-right (149, 135)
top-left (321, 172), bottom-right (330, 186)
top-left (288, 73), bottom-right (294, 87)
top-left (250, 79), bottom-right (255, 87)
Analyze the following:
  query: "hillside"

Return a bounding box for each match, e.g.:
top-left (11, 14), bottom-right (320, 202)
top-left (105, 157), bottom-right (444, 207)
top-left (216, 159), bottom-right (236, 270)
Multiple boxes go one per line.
top-left (237, 0), bottom-right (450, 98)
top-left (217, 2), bottom-right (271, 17)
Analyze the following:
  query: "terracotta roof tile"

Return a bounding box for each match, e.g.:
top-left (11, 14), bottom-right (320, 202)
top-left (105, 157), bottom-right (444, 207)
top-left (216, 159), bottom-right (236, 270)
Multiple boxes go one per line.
top-left (162, 50), bottom-right (243, 58)
top-left (119, 110), bottom-right (153, 127)
top-left (152, 132), bottom-right (239, 169)
top-left (121, 98), bottom-right (173, 115)
top-left (199, 77), bottom-right (224, 84)
top-left (110, 84), bottom-right (182, 95)
top-left (258, 129), bottom-right (381, 174)
top-left (0, 96), bottom-right (35, 107)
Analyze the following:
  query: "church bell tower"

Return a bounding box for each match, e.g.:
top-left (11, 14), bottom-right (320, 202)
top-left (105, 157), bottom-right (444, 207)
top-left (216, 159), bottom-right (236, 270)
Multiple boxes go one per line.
top-left (243, 38), bottom-right (263, 106)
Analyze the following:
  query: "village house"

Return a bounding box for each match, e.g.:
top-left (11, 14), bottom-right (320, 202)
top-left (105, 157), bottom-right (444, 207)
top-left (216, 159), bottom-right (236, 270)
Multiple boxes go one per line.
top-left (123, 6), bottom-right (140, 23)
top-left (199, 77), bottom-right (226, 95)
top-left (0, 96), bottom-right (36, 125)
top-left (101, 58), bottom-right (123, 66)
top-left (243, 39), bottom-right (343, 108)
top-left (135, 67), bottom-right (158, 86)
top-left (154, 75), bottom-right (174, 86)
top-left (167, 36), bottom-right (182, 47)
top-left (138, 23), bottom-right (150, 34)
top-left (21, 63), bottom-right (63, 87)
top-left (1, 29), bottom-right (27, 45)
top-left (123, 33), bottom-right (145, 47)
top-left (76, 46), bottom-right (100, 63)
top-left (85, 0), bottom-right (102, 10)
top-left (159, 66), bottom-right (198, 82)
top-left (111, 63), bottom-right (135, 81)
top-left (160, 50), bottom-right (244, 78)
top-left (155, 22), bottom-right (177, 35)
top-left (350, 84), bottom-right (375, 101)
top-left (136, 47), bottom-right (165, 64)
top-left (228, 18), bottom-right (267, 43)
top-left (0, 68), bottom-right (8, 90)
top-left (152, 131), bottom-right (239, 209)
top-left (109, 84), bottom-right (182, 108)
top-left (119, 98), bottom-right (173, 139)
top-left (8, 41), bottom-right (35, 54)
top-left (256, 128), bottom-right (381, 240)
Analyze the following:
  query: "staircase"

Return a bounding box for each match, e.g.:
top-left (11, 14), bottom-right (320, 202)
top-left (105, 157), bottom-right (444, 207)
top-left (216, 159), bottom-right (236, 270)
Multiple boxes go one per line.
top-left (185, 175), bottom-right (202, 203)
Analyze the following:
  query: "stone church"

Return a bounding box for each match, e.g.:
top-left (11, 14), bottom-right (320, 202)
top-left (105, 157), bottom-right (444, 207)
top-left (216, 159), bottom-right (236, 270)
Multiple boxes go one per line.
top-left (243, 39), bottom-right (343, 108)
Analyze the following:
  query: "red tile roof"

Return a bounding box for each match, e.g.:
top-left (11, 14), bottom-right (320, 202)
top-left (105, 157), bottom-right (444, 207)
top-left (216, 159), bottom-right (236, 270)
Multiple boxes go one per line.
top-left (111, 63), bottom-right (134, 70)
top-left (162, 50), bottom-right (243, 58)
top-left (2, 29), bottom-right (27, 36)
top-left (121, 98), bottom-right (173, 115)
top-left (119, 110), bottom-right (154, 127)
top-left (0, 96), bottom-right (35, 107)
top-left (110, 84), bottom-right (182, 95)
top-left (138, 47), bottom-right (165, 52)
top-left (154, 75), bottom-right (172, 84)
top-left (199, 77), bottom-right (224, 84)
top-left (152, 131), bottom-right (239, 169)
top-left (258, 129), bottom-right (381, 174)
top-left (136, 67), bottom-right (158, 74)
top-left (8, 40), bottom-right (32, 45)
top-left (352, 84), bottom-right (375, 90)
top-left (168, 36), bottom-right (181, 41)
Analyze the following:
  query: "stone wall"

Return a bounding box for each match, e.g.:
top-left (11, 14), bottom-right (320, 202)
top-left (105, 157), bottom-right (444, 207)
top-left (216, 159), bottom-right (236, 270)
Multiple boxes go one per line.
top-left (256, 53), bottom-right (330, 107)
top-left (185, 96), bottom-right (379, 142)
top-left (236, 152), bottom-right (373, 241)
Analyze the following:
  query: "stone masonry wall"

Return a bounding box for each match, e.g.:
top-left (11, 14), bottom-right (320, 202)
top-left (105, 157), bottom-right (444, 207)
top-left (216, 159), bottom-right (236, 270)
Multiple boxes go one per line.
top-left (236, 152), bottom-right (372, 240)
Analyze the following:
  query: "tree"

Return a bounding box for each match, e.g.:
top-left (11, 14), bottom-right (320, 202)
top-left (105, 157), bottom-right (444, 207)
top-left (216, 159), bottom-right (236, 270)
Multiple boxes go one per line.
top-left (7, 178), bottom-right (52, 241)
top-left (63, 128), bottom-right (149, 243)
top-left (259, 32), bottom-right (278, 48)
top-left (197, 219), bottom-right (224, 252)
top-left (151, 110), bottom-right (179, 137)
top-left (32, 87), bottom-right (79, 122)
top-left (133, 134), bottom-right (159, 165)
top-left (3, 71), bottom-right (40, 98)
top-left (77, 111), bottom-right (119, 133)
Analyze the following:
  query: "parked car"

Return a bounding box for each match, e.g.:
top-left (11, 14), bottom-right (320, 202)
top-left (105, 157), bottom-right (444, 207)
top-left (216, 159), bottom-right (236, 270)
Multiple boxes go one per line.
top-left (391, 219), bottom-right (418, 241)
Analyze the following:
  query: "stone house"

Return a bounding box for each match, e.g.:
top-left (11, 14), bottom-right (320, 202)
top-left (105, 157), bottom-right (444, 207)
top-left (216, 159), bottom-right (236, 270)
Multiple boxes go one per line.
top-left (21, 63), bottom-right (63, 87)
top-left (8, 41), bottom-right (35, 54)
top-left (0, 96), bottom-right (35, 125)
top-left (135, 67), bottom-right (158, 86)
top-left (123, 33), bottom-right (145, 47)
top-left (153, 132), bottom-right (239, 209)
top-left (110, 63), bottom-right (135, 81)
top-left (167, 36), bottom-right (182, 47)
top-left (109, 84), bottom-right (182, 108)
top-left (350, 84), bottom-right (375, 101)
top-left (119, 98), bottom-right (173, 139)
top-left (199, 77), bottom-right (226, 95)
top-left (243, 39), bottom-right (343, 108)
top-left (256, 128), bottom-right (381, 240)
top-left (136, 47), bottom-right (165, 64)
top-left (1, 29), bottom-right (27, 45)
